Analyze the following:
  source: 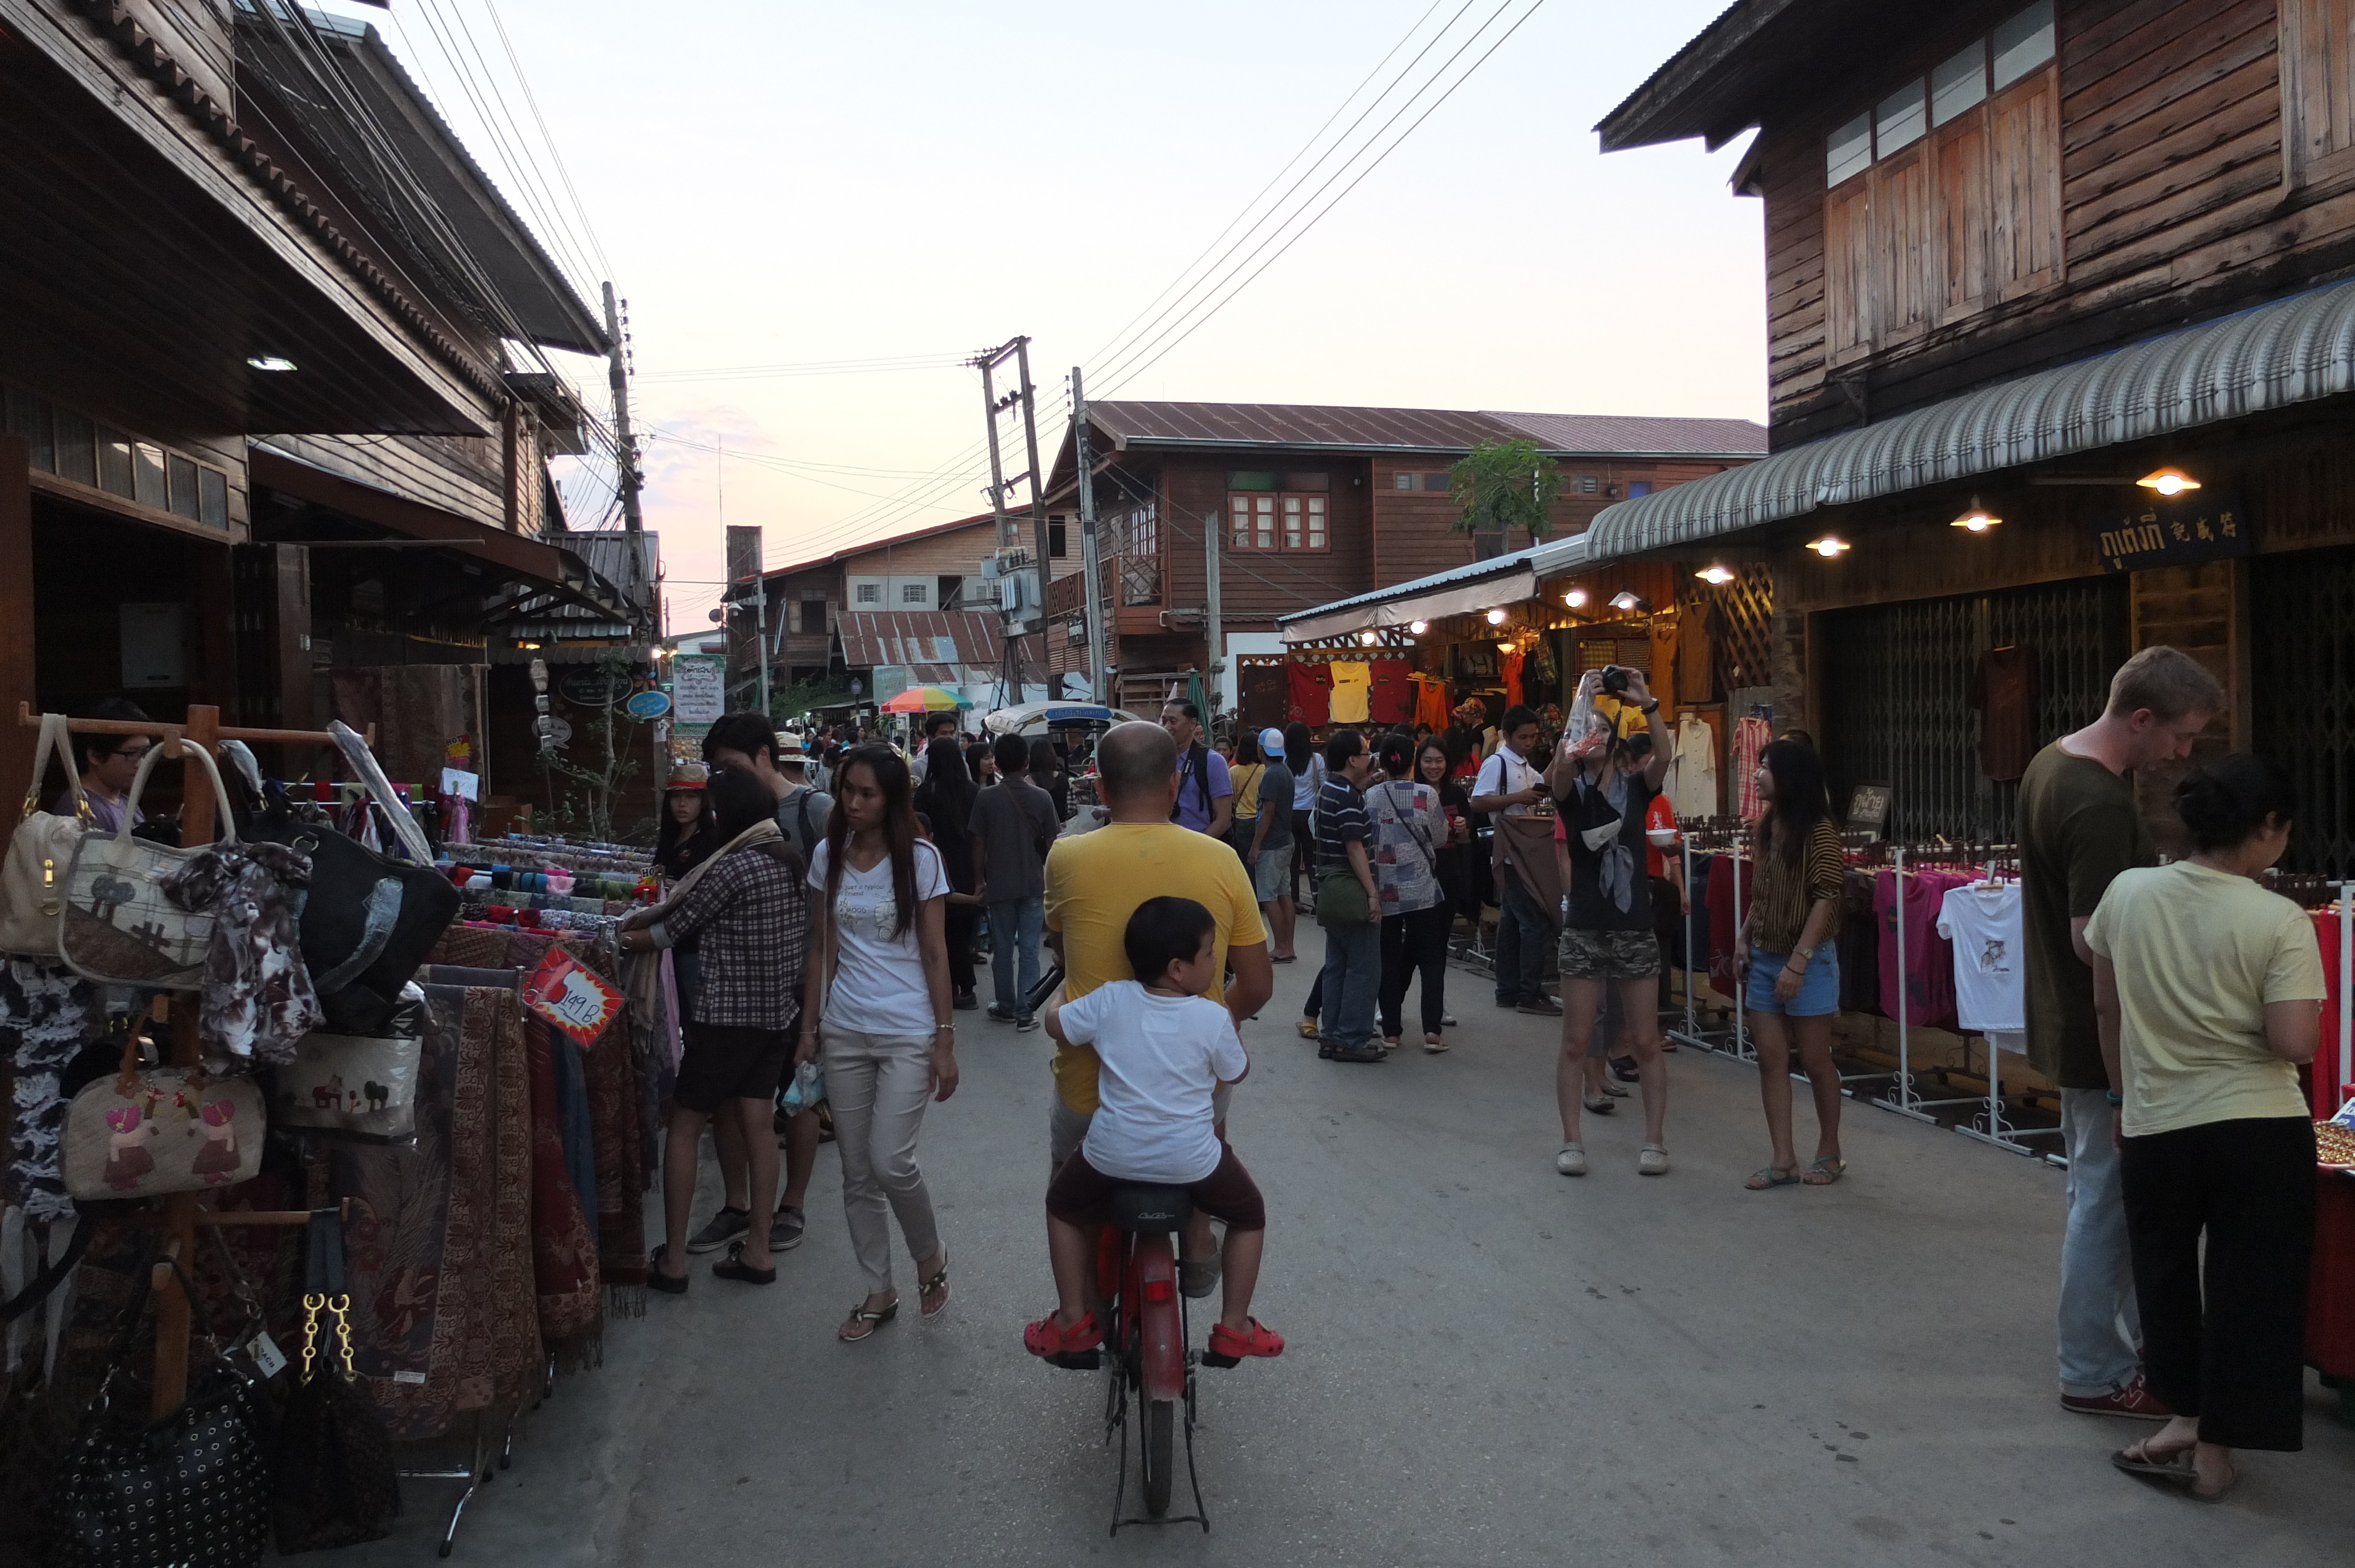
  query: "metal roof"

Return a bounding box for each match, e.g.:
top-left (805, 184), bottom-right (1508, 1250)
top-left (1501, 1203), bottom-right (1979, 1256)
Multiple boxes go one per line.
top-left (1082, 401), bottom-right (1765, 459)
top-left (1586, 275), bottom-right (2355, 557)
top-left (1279, 533), bottom-right (1598, 642)
top-left (838, 610), bottom-right (1021, 681)
top-left (1488, 411), bottom-right (1766, 457)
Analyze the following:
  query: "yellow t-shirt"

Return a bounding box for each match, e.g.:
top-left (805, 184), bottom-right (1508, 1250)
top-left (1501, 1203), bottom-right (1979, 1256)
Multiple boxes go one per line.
top-left (2083, 860), bottom-right (2326, 1138)
top-left (1044, 823), bottom-right (1269, 1112)
top-left (1328, 662), bottom-right (1371, 723)
top-left (1228, 763), bottom-right (1265, 821)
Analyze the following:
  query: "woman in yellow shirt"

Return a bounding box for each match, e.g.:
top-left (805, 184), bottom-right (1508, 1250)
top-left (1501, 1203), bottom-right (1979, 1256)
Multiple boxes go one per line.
top-left (2087, 755), bottom-right (2323, 1502)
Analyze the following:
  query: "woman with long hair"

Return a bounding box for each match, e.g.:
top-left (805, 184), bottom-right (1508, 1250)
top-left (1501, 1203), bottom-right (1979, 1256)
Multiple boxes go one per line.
top-left (1030, 736), bottom-right (1070, 823)
top-left (795, 744), bottom-right (958, 1340)
top-left (1734, 739), bottom-right (1848, 1188)
top-left (2094, 756), bottom-right (2323, 1501)
top-left (1417, 736), bottom-right (1473, 935)
top-left (619, 766), bottom-right (808, 1291)
top-left (1284, 720), bottom-right (1322, 911)
top-left (915, 736), bottom-right (985, 1010)
top-left (1370, 730), bottom-right (1451, 1051)
top-left (1226, 727), bottom-right (1266, 860)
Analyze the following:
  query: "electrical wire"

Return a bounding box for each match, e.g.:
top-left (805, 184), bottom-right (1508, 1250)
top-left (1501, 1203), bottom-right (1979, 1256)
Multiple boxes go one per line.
top-left (638, 352), bottom-right (970, 384)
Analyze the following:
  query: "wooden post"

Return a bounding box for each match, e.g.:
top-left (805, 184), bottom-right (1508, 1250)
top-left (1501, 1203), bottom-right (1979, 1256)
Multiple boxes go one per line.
top-left (0, 437), bottom-right (35, 800)
top-left (150, 703), bottom-right (218, 1417)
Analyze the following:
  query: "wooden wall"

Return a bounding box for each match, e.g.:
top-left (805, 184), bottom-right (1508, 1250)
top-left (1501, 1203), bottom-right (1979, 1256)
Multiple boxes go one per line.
top-left (1161, 455), bottom-right (1372, 632)
top-left (1752, 0), bottom-right (2355, 448)
top-left (270, 431), bottom-right (508, 534)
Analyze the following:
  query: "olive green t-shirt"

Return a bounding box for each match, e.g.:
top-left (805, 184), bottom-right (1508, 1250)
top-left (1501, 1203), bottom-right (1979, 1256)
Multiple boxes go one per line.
top-left (2018, 740), bottom-right (2154, 1089)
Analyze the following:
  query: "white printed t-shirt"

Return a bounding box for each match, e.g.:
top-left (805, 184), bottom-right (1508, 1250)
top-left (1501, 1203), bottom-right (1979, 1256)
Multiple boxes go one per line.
top-left (1938, 879), bottom-right (2026, 1052)
top-left (807, 838), bottom-right (951, 1037)
top-left (1057, 979), bottom-right (1246, 1184)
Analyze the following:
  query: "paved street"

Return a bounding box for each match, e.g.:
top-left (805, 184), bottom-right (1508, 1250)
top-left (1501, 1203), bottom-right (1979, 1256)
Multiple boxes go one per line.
top-left (343, 958), bottom-right (2355, 1567)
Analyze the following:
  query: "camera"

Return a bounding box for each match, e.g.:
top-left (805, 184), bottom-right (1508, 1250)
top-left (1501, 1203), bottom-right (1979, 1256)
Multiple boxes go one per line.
top-left (1600, 665), bottom-right (1633, 697)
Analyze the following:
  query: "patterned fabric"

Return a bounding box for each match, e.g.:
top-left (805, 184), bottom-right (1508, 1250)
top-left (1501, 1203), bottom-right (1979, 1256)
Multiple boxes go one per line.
top-left (1747, 817), bottom-right (1848, 955)
top-left (427, 924), bottom-right (513, 971)
top-left (524, 1016), bottom-right (598, 1350)
top-left (486, 986), bottom-right (542, 1407)
top-left (512, 935), bottom-right (649, 1293)
top-left (1364, 780), bottom-right (1443, 915)
top-left (2, 958), bottom-right (99, 1221)
top-left (652, 850), bottom-right (805, 1030)
top-left (160, 842), bottom-right (320, 1066)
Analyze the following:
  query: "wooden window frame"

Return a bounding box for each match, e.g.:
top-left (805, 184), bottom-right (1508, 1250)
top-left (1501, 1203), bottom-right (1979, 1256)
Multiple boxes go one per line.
top-left (1228, 491), bottom-right (1277, 550)
top-left (1282, 493), bottom-right (1328, 552)
top-left (2283, 0), bottom-right (2355, 195)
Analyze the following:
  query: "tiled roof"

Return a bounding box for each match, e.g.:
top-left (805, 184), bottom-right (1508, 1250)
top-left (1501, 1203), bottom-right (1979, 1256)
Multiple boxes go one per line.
top-left (1487, 411), bottom-right (1766, 457)
top-left (1079, 401), bottom-right (1766, 459)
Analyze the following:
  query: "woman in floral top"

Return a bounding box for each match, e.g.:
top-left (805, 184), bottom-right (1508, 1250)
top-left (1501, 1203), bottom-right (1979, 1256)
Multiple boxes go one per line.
top-left (1368, 731), bottom-right (1452, 1052)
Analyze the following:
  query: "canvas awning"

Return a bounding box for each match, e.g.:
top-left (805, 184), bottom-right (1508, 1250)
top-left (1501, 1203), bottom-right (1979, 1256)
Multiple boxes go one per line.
top-left (1586, 274), bottom-right (2355, 558)
top-left (1279, 534), bottom-right (1594, 645)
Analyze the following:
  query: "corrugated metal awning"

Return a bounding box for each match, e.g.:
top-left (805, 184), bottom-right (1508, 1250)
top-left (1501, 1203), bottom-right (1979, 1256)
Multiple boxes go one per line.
top-left (1279, 534), bottom-right (1595, 644)
top-left (1587, 275), bottom-right (2355, 557)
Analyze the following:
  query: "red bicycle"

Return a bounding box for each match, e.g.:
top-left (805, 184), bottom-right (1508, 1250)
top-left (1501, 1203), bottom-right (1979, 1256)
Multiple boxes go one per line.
top-left (1042, 1182), bottom-right (1215, 1533)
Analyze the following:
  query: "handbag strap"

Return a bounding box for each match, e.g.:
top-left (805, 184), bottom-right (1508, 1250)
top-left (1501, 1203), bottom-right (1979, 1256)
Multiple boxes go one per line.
top-left (1375, 782), bottom-right (1442, 878)
top-left (111, 735), bottom-right (240, 850)
top-left (21, 712), bottom-right (89, 824)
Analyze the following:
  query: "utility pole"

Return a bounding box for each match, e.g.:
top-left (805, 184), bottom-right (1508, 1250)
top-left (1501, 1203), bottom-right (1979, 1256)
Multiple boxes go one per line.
top-left (1072, 367), bottom-right (1109, 705)
top-left (971, 335), bottom-right (1051, 707)
top-left (976, 351), bottom-right (1021, 706)
top-left (1203, 509), bottom-right (1223, 728)
top-left (601, 282), bottom-right (643, 532)
top-left (1014, 339), bottom-right (1052, 702)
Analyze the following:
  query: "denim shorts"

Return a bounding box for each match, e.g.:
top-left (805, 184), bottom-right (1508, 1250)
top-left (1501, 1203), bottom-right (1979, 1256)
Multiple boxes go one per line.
top-left (1744, 943), bottom-right (1840, 1018)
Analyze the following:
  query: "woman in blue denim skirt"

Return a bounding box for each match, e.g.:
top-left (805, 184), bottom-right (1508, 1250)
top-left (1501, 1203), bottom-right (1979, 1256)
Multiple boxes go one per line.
top-left (1735, 740), bottom-right (1849, 1190)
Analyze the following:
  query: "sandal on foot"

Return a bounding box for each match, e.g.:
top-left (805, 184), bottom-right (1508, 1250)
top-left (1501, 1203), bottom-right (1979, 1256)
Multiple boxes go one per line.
top-left (712, 1240), bottom-right (777, 1285)
top-left (1803, 1157), bottom-right (1847, 1186)
top-left (648, 1244), bottom-right (688, 1295)
top-left (1023, 1308), bottom-right (1103, 1358)
top-left (1203, 1317), bottom-right (1283, 1365)
top-left (918, 1253), bottom-right (951, 1320)
top-left (839, 1297), bottom-right (899, 1342)
top-left (1582, 1095), bottom-right (1616, 1115)
top-left (1295, 1018), bottom-right (1320, 1040)
top-left (1745, 1165), bottom-right (1802, 1190)
top-left (1600, 1079), bottom-right (1630, 1098)
top-left (2111, 1440), bottom-right (2197, 1481)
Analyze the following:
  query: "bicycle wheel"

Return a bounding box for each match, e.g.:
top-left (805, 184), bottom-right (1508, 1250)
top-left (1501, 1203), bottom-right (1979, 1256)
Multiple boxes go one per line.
top-left (1141, 1398), bottom-right (1175, 1518)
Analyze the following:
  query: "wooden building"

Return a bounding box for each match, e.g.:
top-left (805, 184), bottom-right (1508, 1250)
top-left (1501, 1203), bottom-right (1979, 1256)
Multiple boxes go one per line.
top-left (1595, 0), bottom-right (2355, 869)
top-left (0, 2), bottom-right (645, 818)
top-left (1039, 401), bottom-right (1765, 714)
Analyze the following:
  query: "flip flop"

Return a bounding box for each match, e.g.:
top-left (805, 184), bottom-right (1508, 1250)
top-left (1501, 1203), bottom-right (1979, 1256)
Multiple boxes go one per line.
top-left (1582, 1096), bottom-right (1616, 1115)
top-left (1745, 1165), bottom-right (1802, 1190)
top-left (2110, 1443), bottom-right (2197, 1482)
top-left (1804, 1157), bottom-right (1847, 1186)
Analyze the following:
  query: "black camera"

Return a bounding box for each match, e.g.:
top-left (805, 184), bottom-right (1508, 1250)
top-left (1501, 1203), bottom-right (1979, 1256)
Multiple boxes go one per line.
top-left (1600, 665), bottom-right (1633, 697)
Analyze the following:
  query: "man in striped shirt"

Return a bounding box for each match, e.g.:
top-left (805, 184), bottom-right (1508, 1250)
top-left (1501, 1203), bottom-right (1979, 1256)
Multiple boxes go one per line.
top-left (1314, 731), bottom-right (1384, 1063)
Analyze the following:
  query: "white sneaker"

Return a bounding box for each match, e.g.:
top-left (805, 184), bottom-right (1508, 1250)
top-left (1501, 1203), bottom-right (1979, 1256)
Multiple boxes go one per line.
top-left (1638, 1144), bottom-right (1670, 1176)
top-left (1555, 1142), bottom-right (1587, 1177)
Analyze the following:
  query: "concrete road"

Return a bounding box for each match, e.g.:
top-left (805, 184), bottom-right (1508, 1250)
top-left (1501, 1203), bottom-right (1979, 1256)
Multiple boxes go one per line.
top-left (340, 957), bottom-right (2355, 1566)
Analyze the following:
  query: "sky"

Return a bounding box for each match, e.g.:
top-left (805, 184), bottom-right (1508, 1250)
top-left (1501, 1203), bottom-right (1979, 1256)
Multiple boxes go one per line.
top-left (321, 0), bottom-right (1764, 632)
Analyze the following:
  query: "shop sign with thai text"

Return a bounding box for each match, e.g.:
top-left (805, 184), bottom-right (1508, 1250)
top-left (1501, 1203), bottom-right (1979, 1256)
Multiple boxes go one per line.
top-left (2094, 494), bottom-right (2250, 573)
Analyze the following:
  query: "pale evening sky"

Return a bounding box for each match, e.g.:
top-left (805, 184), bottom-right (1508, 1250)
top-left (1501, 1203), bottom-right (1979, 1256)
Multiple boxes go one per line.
top-left (323, 0), bottom-right (1763, 630)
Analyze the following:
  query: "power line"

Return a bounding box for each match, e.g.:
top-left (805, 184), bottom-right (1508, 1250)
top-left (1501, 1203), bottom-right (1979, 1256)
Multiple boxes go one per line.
top-left (638, 352), bottom-right (969, 384)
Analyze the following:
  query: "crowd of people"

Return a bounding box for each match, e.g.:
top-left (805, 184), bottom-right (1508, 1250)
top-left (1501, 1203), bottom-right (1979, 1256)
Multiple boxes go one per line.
top-left (626, 646), bottom-right (2333, 1492)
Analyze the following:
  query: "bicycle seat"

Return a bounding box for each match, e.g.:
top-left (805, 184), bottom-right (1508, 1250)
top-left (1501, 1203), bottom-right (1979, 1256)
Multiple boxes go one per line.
top-left (1106, 1184), bottom-right (1193, 1234)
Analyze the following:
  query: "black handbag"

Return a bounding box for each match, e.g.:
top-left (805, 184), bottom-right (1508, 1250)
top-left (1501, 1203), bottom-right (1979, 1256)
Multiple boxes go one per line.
top-left (52, 1256), bottom-right (272, 1568)
top-left (244, 805), bottom-right (460, 1035)
top-left (273, 1211), bottom-right (399, 1554)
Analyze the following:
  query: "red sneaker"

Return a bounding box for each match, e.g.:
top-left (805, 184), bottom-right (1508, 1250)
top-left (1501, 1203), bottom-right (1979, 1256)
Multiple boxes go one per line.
top-left (1205, 1317), bottom-right (1284, 1364)
top-left (1023, 1309), bottom-right (1103, 1358)
top-left (2061, 1371), bottom-right (2170, 1420)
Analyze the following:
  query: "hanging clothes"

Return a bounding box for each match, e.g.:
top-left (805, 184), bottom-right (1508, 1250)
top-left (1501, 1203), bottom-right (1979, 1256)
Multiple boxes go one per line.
top-left (1667, 713), bottom-right (1718, 820)
top-left (1500, 647), bottom-right (1526, 707)
top-left (1367, 659), bottom-right (1413, 725)
top-left (1650, 617), bottom-right (1679, 708)
top-left (1410, 672), bottom-right (1451, 730)
top-left (1968, 645), bottom-right (2039, 783)
top-left (1874, 868), bottom-right (1961, 1029)
top-left (2314, 908), bottom-right (2349, 1116)
top-left (1678, 602), bottom-right (1721, 704)
top-left (2, 958), bottom-right (100, 1222)
top-left (1287, 660), bottom-right (1332, 726)
top-left (1328, 661), bottom-right (1372, 723)
top-left (1837, 869), bottom-right (1881, 1015)
top-left (1937, 878), bottom-right (2026, 1052)
top-left (1731, 715), bottom-right (1772, 821)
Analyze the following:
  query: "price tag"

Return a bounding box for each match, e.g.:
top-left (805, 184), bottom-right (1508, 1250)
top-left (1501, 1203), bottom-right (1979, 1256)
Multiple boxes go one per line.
top-left (393, 1369), bottom-right (428, 1385)
top-left (522, 947), bottom-right (623, 1047)
top-left (249, 1331), bottom-right (288, 1379)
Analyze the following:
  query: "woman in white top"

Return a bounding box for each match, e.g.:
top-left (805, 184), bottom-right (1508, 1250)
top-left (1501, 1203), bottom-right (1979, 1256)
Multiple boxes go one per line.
top-left (1283, 721), bottom-right (1324, 912)
top-left (797, 743), bottom-right (958, 1341)
top-left (2088, 755), bottom-right (2324, 1501)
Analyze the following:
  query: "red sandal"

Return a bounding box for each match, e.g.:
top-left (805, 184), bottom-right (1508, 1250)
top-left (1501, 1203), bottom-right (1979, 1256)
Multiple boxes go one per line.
top-left (1204, 1317), bottom-right (1285, 1365)
top-left (1022, 1308), bottom-right (1103, 1358)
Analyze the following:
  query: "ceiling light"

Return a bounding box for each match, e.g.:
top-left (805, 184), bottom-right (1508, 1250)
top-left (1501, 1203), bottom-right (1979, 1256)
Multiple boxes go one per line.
top-left (2137, 466), bottom-right (2201, 497)
top-left (246, 355), bottom-right (297, 372)
top-left (1407, 619), bottom-right (1428, 635)
top-left (1357, 629), bottom-right (1379, 646)
top-left (1696, 564), bottom-right (1737, 585)
top-left (1496, 640), bottom-right (1515, 654)
top-left (1807, 535), bottom-right (1851, 557)
top-left (517, 641), bottom-right (540, 649)
top-left (1608, 589), bottom-right (1646, 613)
top-left (1564, 587), bottom-right (1588, 609)
top-left (1485, 607), bottom-right (1507, 626)
top-left (1951, 497), bottom-right (2001, 533)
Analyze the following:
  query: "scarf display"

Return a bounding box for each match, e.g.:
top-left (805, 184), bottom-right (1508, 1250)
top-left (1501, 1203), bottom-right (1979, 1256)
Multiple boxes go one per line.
top-left (160, 841), bottom-right (321, 1066)
top-left (1, 959), bottom-right (99, 1222)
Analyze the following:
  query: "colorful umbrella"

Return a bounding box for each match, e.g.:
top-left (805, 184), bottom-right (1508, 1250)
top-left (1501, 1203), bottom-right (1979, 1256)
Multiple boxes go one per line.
top-left (880, 685), bottom-right (973, 713)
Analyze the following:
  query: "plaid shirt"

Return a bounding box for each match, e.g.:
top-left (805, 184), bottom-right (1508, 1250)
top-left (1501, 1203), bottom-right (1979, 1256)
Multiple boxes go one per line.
top-left (653, 848), bottom-right (807, 1029)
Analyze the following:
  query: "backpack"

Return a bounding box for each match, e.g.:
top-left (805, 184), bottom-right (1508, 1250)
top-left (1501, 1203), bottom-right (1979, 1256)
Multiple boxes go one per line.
top-left (1170, 742), bottom-right (1215, 824)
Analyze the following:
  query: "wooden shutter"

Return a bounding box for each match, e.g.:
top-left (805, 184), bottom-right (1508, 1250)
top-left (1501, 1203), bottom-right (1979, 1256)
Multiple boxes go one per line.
top-left (1873, 146), bottom-right (1936, 341)
top-left (1824, 175), bottom-right (1874, 358)
top-left (1934, 112), bottom-right (1991, 317)
top-left (2287, 0), bottom-right (2355, 178)
top-left (1989, 68), bottom-right (2061, 295)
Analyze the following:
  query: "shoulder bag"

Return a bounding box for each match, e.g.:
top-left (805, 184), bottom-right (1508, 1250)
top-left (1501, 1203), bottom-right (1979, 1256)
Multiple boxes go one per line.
top-left (0, 713), bottom-right (91, 958)
top-left (1312, 781), bottom-right (1372, 926)
top-left (272, 985), bottom-right (429, 1142)
top-left (273, 1210), bottom-right (399, 1553)
top-left (59, 740), bottom-right (237, 989)
top-left (62, 1021), bottom-right (267, 1201)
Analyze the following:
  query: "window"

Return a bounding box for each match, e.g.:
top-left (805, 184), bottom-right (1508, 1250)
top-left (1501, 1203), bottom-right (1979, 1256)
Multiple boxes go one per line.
top-left (167, 454), bottom-right (200, 521)
top-left (1229, 492), bottom-right (1276, 549)
top-left (855, 582), bottom-right (881, 604)
top-left (2284, 0), bottom-right (2355, 184)
top-left (132, 444), bottom-right (166, 510)
top-left (1822, 2), bottom-right (2058, 357)
top-left (1627, 481), bottom-right (1653, 499)
top-left (1282, 493), bottom-right (1327, 550)
top-left (1393, 471), bottom-right (1415, 490)
top-left (1574, 475), bottom-right (1600, 495)
top-left (800, 597), bottom-right (828, 633)
top-left (900, 582), bottom-right (927, 604)
top-left (1049, 515), bottom-right (1067, 558)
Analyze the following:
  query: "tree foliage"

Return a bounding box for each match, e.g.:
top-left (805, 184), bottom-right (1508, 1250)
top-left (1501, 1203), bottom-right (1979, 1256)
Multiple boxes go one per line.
top-left (1448, 439), bottom-right (1563, 542)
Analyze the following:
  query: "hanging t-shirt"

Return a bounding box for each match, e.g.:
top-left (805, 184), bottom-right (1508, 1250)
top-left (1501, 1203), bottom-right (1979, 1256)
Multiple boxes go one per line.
top-left (1969, 646), bottom-right (2039, 783)
top-left (1328, 661), bottom-right (1372, 723)
top-left (1874, 868), bottom-right (1959, 1030)
top-left (1411, 672), bottom-right (1451, 730)
top-left (1937, 879), bottom-right (2026, 1049)
top-left (1732, 716), bottom-right (1772, 821)
top-left (1286, 662), bottom-right (1331, 726)
top-left (2314, 908), bottom-right (2348, 1116)
top-left (1677, 603), bottom-right (1720, 705)
top-left (1500, 649), bottom-right (1525, 707)
top-left (1666, 713), bottom-right (1717, 820)
top-left (1367, 659), bottom-right (1413, 725)
top-left (808, 839), bottom-right (952, 1037)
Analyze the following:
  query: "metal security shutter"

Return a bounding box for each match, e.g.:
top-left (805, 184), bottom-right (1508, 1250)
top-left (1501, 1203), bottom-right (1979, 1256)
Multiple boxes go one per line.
top-left (1820, 578), bottom-right (2128, 843)
top-left (2253, 547), bottom-right (2355, 875)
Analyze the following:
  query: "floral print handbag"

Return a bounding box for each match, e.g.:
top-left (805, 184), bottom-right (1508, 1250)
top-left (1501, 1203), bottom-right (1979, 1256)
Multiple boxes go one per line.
top-left (58, 740), bottom-right (238, 989)
top-left (61, 1029), bottom-right (264, 1201)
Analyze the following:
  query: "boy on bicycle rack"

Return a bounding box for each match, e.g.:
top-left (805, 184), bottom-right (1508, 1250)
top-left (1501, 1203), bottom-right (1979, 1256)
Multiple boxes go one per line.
top-left (1024, 895), bottom-right (1285, 1365)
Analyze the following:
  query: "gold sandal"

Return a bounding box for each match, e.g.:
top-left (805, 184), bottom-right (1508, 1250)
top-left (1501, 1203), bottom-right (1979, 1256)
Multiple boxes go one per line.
top-left (838, 1298), bottom-right (898, 1342)
top-left (918, 1253), bottom-right (951, 1320)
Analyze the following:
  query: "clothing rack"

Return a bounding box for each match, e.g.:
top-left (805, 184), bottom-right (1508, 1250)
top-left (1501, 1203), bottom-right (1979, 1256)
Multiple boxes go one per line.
top-left (1669, 819), bottom-right (1750, 1061)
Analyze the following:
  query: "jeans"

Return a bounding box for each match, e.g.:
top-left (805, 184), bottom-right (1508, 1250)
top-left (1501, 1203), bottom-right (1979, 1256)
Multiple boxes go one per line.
top-left (987, 895), bottom-right (1044, 1016)
top-left (1318, 919), bottom-right (1381, 1050)
top-left (2058, 1088), bottom-right (2142, 1396)
top-left (820, 1026), bottom-right (944, 1295)
top-left (1380, 903), bottom-right (1451, 1037)
top-left (1493, 861), bottom-right (1551, 1005)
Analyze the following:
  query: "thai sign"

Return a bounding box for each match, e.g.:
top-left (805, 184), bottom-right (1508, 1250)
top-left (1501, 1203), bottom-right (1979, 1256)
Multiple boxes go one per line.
top-left (2094, 494), bottom-right (2250, 573)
